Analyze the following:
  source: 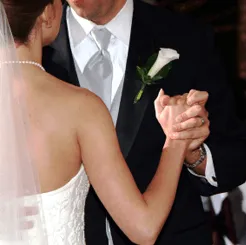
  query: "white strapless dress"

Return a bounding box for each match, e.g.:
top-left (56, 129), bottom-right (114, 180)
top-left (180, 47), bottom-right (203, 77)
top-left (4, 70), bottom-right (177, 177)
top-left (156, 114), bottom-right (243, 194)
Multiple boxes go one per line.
top-left (26, 165), bottom-right (90, 245)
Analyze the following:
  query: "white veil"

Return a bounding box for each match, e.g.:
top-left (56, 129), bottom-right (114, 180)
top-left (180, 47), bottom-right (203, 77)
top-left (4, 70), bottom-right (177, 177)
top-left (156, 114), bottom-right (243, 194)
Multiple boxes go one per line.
top-left (0, 2), bottom-right (48, 244)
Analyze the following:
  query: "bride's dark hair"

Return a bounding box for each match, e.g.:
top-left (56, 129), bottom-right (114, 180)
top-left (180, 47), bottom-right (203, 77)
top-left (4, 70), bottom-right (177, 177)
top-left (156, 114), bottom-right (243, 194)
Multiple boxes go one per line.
top-left (2, 0), bottom-right (54, 43)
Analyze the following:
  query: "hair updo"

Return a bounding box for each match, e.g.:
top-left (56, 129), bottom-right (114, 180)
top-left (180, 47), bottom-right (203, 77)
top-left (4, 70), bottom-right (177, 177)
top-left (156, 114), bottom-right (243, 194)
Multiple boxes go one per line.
top-left (1, 0), bottom-right (54, 43)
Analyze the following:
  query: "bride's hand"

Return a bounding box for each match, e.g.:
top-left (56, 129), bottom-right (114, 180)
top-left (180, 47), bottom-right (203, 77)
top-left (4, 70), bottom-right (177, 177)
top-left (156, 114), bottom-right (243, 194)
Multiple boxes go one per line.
top-left (154, 89), bottom-right (191, 145)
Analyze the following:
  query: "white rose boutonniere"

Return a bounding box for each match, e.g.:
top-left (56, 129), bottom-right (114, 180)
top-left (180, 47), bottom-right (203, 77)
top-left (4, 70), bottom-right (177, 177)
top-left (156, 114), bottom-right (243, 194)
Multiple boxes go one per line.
top-left (134, 48), bottom-right (180, 104)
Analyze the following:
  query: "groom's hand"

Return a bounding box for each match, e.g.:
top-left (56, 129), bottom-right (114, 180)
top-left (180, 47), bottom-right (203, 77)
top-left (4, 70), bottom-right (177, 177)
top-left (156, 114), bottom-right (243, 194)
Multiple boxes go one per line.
top-left (171, 90), bottom-right (210, 175)
top-left (172, 90), bottom-right (209, 150)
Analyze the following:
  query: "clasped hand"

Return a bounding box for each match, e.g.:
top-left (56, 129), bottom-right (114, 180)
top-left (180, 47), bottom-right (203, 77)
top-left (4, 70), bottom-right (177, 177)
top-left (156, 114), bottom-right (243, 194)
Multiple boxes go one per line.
top-left (155, 89), bottom-right (210, 155)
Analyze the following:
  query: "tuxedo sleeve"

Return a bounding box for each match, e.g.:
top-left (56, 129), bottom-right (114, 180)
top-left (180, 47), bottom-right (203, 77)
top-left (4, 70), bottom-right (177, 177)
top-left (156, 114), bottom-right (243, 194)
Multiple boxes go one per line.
top-left (188, 25), bottom-right (246, 196)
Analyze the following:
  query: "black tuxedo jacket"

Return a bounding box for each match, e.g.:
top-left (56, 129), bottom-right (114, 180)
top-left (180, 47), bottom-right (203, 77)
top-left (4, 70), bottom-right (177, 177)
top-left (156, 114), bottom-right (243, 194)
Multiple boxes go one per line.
top-left (43, 1), bottom-right (246, 244)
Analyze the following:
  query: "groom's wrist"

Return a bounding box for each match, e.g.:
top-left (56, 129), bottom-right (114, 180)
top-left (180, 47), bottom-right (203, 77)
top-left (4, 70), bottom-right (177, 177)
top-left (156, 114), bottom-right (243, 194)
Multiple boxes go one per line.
top-left (185, 147), bottom-right (201, 164)
top-left (184, 145), bottom-right (207, 175)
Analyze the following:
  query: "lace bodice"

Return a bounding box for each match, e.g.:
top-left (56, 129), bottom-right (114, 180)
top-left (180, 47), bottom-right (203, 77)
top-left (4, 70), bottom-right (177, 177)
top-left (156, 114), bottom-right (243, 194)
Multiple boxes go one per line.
top-left (26, 165), bottom-right (90, 245)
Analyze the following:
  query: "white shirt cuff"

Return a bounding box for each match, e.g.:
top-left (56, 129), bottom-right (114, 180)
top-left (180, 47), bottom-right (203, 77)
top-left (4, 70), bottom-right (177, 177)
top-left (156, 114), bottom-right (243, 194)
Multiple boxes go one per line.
top-left (188, 144), bottom-right (218, 187)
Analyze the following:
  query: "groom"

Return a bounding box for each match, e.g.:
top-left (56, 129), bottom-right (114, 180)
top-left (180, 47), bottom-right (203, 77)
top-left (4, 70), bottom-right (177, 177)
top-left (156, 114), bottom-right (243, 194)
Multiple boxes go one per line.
top-left (43, 0), bottom-right (246, 244)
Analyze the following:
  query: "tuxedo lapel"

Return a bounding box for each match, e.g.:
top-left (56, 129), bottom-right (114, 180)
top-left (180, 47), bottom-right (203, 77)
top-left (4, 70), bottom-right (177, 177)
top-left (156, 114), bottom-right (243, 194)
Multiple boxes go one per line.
top-left (116, 3), bottom-right (156, 159)
top-left (50, 4), bottom-right (80, 87)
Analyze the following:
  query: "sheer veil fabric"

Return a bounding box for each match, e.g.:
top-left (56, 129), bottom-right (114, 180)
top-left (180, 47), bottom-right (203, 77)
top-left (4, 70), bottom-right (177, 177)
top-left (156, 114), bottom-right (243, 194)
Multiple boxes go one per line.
top-left (0, 2), bottom-right (48, 244)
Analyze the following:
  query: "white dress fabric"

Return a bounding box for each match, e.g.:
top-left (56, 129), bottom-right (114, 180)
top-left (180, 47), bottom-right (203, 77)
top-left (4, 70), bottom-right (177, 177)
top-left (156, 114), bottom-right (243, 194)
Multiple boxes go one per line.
top-left (25, 165), bottom-right (90, 245)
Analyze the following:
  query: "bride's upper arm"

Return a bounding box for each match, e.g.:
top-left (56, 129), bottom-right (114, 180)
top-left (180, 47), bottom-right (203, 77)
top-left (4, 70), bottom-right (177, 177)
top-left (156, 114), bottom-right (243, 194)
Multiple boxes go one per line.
top-left (75, 92), bottom-right (150, 244)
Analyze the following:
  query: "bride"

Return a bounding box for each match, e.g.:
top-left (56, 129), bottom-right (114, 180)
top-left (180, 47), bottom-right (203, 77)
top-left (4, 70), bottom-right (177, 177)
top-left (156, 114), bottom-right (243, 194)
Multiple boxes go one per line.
top-left (0, 0), bottom-right (208, 244)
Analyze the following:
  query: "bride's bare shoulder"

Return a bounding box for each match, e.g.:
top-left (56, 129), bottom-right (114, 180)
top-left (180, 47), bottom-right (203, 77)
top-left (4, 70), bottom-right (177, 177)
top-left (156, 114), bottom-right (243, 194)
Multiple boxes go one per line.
top-left (40, 73), bottom-right (114, 136)
top-left (44, 73), bottom-right (108, 115)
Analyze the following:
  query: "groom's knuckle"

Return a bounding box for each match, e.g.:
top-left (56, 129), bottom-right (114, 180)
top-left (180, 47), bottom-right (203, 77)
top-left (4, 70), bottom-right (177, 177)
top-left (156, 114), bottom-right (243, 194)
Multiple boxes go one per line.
top-left (203, 91), bottom-right (209, 99)
top-left (182, 112), bottom-right (188, 120)
top-left (190, 118), bottom-right (197, 125)
top-left (194, 105), bottom-right (202, 113)
top-left (197, 118), bottom-right (203, 127)
top-left (186, 119), bottom-right (194, 128)
top-left (190, 89), bottom-right (196, 94)
top-left (193, 91), bottom-right (199, 98)
top-left (175, 124), bottom-right (181, 131)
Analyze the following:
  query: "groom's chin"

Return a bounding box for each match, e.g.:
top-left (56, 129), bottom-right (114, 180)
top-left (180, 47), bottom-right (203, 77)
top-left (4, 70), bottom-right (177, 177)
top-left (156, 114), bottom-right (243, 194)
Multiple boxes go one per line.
top-left (67, 0), bottom-right (95, 18)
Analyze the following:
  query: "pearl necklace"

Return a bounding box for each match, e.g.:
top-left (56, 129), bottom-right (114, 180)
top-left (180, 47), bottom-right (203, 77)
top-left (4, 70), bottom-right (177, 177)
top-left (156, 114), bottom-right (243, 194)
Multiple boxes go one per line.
top-left (2, 61), bottom-right (45, 71)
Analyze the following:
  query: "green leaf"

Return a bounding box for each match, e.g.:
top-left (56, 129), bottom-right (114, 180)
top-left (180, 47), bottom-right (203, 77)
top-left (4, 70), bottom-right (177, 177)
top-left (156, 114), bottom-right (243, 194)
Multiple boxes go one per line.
top-left (151, 75), bottom-right (163, 82)
top-left (142, 67), bottom-right (149, 74)
top-left (145, 80), bottom-right (153, 85)
top-left (145, 53), bottom-right (158, 72)
top-left (136, 66), bottom-right (145, 81)
top-left (155, 62), bottom-right (172, 78)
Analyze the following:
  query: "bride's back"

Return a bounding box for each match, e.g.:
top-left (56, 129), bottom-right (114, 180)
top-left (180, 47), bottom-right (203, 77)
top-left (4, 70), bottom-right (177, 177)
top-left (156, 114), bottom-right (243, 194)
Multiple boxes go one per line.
top-left (17, 69), bottom-right (92, 244)
top-left (23, 68), bottom-right (90, 193)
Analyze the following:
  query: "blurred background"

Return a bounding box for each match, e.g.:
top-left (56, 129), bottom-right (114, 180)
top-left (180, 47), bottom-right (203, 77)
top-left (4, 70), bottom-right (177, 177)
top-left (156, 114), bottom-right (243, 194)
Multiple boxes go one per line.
top-left (139, 1), bottom-right (246, 244)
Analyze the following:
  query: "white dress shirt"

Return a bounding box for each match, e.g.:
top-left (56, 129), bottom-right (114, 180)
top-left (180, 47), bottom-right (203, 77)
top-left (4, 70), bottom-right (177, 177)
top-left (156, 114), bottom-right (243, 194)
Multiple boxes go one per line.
top-left (66, 0), bottom-right (218, 190)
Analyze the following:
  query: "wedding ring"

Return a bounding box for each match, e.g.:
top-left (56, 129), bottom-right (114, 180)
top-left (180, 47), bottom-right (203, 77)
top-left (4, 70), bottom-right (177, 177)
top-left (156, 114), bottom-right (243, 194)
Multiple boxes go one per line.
top-left (200, 117), bottom-right (205, 126)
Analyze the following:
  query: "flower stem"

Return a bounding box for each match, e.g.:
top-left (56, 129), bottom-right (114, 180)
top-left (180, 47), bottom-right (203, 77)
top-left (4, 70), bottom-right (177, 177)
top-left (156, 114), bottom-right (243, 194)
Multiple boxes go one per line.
top-left (134, 83), bottom-right (146, 104)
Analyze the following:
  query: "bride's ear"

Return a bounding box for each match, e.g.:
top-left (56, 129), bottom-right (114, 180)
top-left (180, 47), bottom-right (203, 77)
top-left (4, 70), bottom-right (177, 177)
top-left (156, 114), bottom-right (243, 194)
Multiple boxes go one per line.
top-left (40, 4), bottom-right (56, 29)
top-left (38, 1), bottom-right (62, 46)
